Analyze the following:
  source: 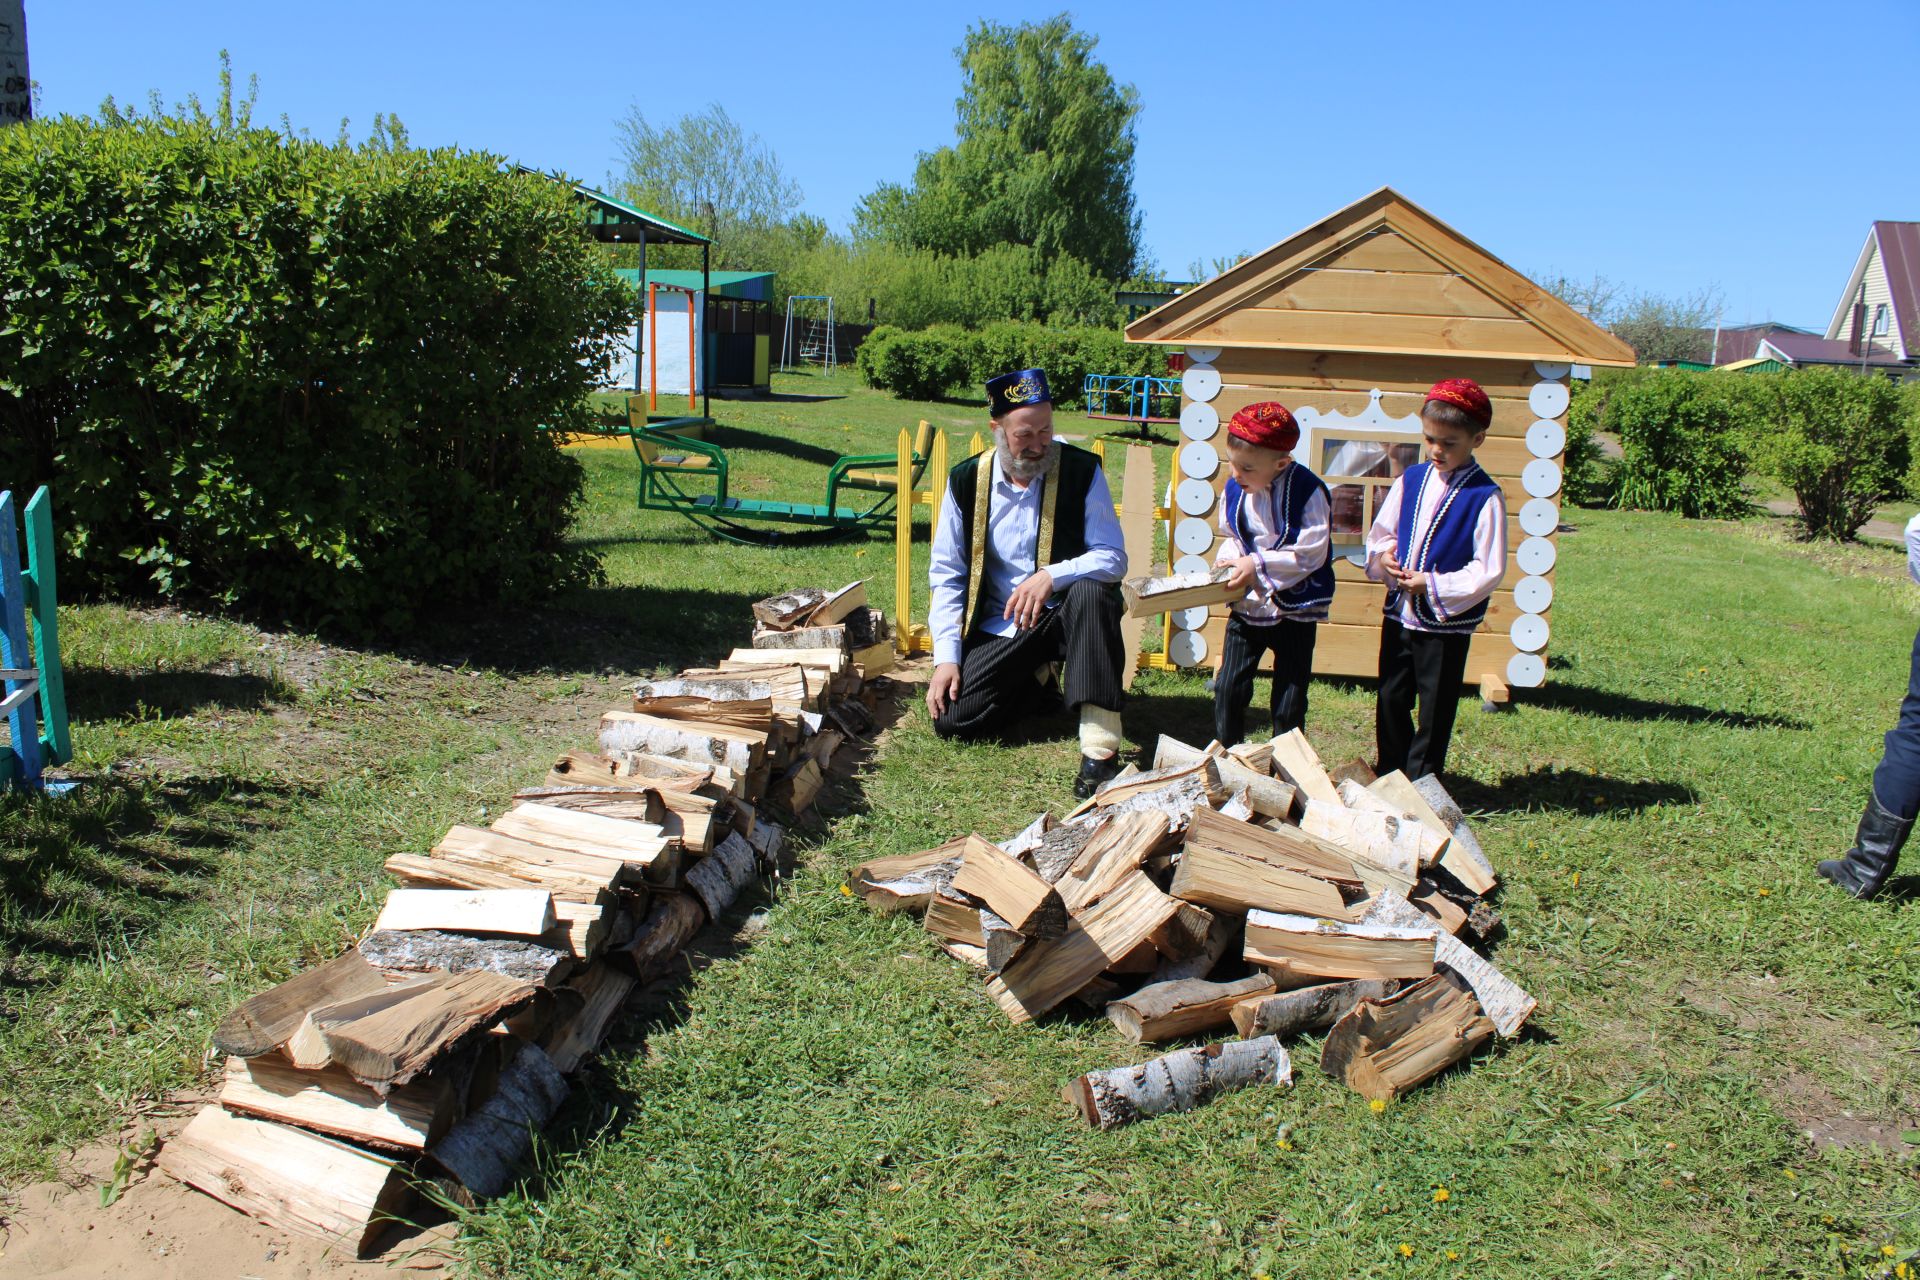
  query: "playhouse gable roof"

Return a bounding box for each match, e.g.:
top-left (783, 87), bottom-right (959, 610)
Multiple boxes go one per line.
top-left (1124, 187), bottom-right (1636, 366)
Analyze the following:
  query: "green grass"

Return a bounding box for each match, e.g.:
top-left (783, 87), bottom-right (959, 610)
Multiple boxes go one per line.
top-left (5, 373), bottom-right (1918, 1275)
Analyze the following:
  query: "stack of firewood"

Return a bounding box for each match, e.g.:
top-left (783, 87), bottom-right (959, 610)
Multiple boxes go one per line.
top-left (158, 584), bottom-right (892, 1253)
top-left (849, 728), bottom-right (1533, 1129)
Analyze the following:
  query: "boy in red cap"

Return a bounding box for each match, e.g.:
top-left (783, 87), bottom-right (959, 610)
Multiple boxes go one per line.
top-left (1365, 377), bottom-right (1507, 778)
top-left (1210, 401), bottom-right (1336, 746)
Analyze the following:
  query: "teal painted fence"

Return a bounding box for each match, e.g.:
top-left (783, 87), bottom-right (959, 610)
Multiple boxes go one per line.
top-left (1, 486), bottom-right (69, 787)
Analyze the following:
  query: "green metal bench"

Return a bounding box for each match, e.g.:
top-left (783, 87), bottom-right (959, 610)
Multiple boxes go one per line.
top-left (630, 420), bottom-right (936, 547)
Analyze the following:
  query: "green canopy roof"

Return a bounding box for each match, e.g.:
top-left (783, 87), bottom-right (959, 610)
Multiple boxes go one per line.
top-left (518, 167), bottom-right (710, 246)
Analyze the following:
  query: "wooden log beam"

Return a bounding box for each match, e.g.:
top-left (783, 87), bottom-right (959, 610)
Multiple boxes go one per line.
top-left (158, 1105), bottom-right (414, 1255)
top-left (219, 1055), bottom-right (456, 1152)
top-left (1064, 1036), bottom-right (1292, 1130)
top-left (429, 1043), bottom-right (569, 1203)
top-left (357, 930), bottom-right (574, 986)
top-left (1105, 972), bottom-right (1276, 1044)
top-left (1243, 910), bottom-right (1436, 986)
top-left (212, 951), bottom-right (387, 1059)
top-left (1227, 978), bottom-right (1398, 1039)
top-left (1319, 974), bottom-right (1495, 1101)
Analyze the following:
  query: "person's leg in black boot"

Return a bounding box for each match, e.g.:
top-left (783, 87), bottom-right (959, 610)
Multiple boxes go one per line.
top-left (1819, 628), bottom-right (1920, 898)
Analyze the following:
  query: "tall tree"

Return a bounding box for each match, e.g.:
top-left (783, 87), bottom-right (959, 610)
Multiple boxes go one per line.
top-left (1, 0), bottom-right (28, 125)
top-left (611, 102), bottom-right (801, 267)
top-left (869, 15), bottom-right (1143, 281)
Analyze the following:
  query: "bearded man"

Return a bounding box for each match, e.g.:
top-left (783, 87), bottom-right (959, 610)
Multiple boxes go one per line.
top-left (925, 368), bottom-right (1130, 797)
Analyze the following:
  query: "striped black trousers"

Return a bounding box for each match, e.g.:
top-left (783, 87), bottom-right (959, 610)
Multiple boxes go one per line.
top-left (1375, 616), bottom-right (1473, 780)
top-left (1213, 613), bottom-right (1318, 747)
top-left (932, 579), bottom-right (1125, 741)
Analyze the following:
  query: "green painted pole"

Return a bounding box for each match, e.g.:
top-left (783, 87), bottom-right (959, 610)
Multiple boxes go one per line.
top-left (0, 489), bottom-right (42, 784)
top-left (24, 487), bottom-right (68, 764)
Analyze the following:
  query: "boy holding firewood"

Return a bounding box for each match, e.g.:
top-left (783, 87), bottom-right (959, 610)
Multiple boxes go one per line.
top-left (1365, 378), bottom-right (1507, 779)
top-left (1211, 401), bottom-right (1336, 746)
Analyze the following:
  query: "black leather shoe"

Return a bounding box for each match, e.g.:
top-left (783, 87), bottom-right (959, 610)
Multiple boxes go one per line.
top-left (1074, 754), bottom-right (1122, 799)
top-left (1818, 792), bottom-right (1912, 900)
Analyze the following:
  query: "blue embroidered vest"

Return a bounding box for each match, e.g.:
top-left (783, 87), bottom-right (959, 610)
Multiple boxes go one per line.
top-left (1388, 460), bottom-right (1500, 633)
top-left (1224, 463), bottom-right (1336, 622)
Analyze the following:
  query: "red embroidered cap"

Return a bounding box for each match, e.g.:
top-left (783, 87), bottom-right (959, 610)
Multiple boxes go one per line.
top-left (1227, 401), bottom-right (1299, 452)
top-left (1424, 378), bottom-right (1493, 429)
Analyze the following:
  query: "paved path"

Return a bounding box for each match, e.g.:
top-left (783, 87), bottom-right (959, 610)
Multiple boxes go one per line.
top-left (1762, 498), bottom-right (1904, 543)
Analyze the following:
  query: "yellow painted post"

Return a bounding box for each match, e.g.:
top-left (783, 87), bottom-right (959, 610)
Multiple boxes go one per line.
top-left (930, 429), bottom-right (949, 515)
top-left (969, 430), bottom-right (985, 456)
top-left (894, 427), bottom-right (913, 655)
top-left (1091, 439), bottom-right (1105, 464)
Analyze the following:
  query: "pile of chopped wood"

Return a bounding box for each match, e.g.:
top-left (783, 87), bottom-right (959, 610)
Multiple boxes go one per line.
top-left (849, 728), bottom-right (1533, 1130)
top-left (158, 583), bottom-right (892, 1254)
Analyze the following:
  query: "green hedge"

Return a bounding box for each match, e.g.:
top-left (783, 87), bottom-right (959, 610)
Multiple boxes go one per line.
top-left (1744, 367), bottom-right (1909, 540)
top-left (0, 113), bottom-right (632, 630)
top-left (855, 321), bottom-right (1166, 407)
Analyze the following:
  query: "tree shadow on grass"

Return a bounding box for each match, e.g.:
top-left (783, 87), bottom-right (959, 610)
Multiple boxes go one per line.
top-left (1528, 681), bottom-right (1809, 731)
top-left (63, 668), bottom-right (294, 722)
top-left (706, 422), bottom-right (845, 468)
top-left (1446, 765), bottom-right (1697, 816)
top-left (0, 776), bottom-right (308, 983)
top-left (756, 391), bottom-right (847, 405)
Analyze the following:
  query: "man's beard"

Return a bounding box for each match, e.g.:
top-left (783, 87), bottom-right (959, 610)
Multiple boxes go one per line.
top-left (996, 435), bottom-right (1060, 483)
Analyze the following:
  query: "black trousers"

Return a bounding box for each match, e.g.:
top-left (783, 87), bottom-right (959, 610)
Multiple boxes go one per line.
top-left (1375, 616), bottom-right (1473, 780)
top-left (1872, 625), bottom-right (1920, 822)
top-left (1213, 614), bottom-right (1317, 747)
top-left (933, 578), bottom-right (1125, 741)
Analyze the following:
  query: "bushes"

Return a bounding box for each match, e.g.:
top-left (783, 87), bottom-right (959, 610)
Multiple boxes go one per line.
top-left (856, 321), bottom-right (1164, 406)
top-left (0, 110), bottom-right (632, 630)
top-left (1744, 367), bottom-right (1908, 540)
top-left (1570, 367), bottom-right (1748, 518)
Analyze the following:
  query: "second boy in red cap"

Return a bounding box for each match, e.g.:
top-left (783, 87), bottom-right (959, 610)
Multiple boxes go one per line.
top-left (1211, 400), bottom-right (1336, 746)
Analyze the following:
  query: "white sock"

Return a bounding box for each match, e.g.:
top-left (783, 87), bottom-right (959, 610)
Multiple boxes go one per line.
top-left (1079, 705), bottom-right (1122, 760)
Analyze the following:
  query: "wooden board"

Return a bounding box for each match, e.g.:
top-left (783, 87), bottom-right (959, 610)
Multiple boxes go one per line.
top-left (220, 1055), bottom-right (456, 1151)
top-left (158, 1106), bottom-right (413, 1255)
top-left (373, 888), bottom-right (556, 938)
top-left (1246, 266), bottom-right (1522, 318)
top-left (1117, 442), bottom-right (1157, 685)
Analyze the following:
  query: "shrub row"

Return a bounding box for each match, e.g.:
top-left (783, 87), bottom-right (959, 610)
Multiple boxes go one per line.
top-left (0, 111), bottom-right (633, 630)
top-left (854, 321), bottom-right (1166, 405)
top-left (1567, 366), bottom-right (1919, 538)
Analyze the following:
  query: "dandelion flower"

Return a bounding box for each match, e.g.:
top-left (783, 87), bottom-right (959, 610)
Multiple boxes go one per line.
top-left (1370, 1098), bottom-right (1388, 1114)
top-left (1780, 1167), bottom-right (1794, 1179)
top-left (1895, 1262), bottom-right (1910, 1280)
top-left (1276, 1137), bottom-right (1294, 1151)
top-left (1433, 1187), bottom-right (1451, 1203)
top-left (839, 884), bottom-right (853, 896)
top-left (663, 1234), bottom-right (675, 1248)
top-left (1447, 1251), bottom-right (1461, 1262)
top-left (1885, 1245), bottom-right (1899, 1258)
top-left (1571, 871), bottom-right (1581, 889)
top-left (1398, 1243), bottom-right (1413, 1258)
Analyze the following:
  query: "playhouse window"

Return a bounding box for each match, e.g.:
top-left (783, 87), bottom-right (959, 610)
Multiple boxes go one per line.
top-left (1319, 432), bottom-right (1419, 547)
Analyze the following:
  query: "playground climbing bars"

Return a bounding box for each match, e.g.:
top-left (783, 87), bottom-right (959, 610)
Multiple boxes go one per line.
top-left (1, 486), bottom-right (70, 788)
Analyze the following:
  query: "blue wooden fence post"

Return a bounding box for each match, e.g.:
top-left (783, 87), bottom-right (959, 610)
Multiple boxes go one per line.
top-left (0, 488), bottom-right (45, 785)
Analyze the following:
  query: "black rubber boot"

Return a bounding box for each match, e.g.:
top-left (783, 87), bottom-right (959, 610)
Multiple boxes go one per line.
top-left (1817, 793), bottom-right (1912, 900)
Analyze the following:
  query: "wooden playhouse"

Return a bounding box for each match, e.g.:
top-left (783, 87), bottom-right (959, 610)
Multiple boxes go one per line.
top-left (1123, 187), bottom-right (1635, 699)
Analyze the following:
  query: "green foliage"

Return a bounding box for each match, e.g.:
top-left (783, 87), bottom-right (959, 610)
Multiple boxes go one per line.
top-left (855, 322), bottom-right (1165, 406)
top-left (0, 107), bottom-right (632, 630)
top-left (860, 16), bottom-right (1142, 281)
top-left (1562, 377), bottom-right (1619, 506)
top-left (1742, 367), bottom-right (1909, 540)
top-left (1904, 380), bottom-right (1920, 498)
top-left (611, 102), bottom-right (803, 271)
top-left (1585, 369), bottom-right (1749, 518)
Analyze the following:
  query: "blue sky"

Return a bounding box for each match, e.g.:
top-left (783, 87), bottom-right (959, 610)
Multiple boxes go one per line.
top-left (26, 1), bottom-right (1920, 330)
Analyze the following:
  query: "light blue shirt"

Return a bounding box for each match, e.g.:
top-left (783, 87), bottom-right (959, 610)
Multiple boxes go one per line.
top-left (928, 452), bottom-right (1128, 667)
top-left (1907, 512), bottom-right (1920, 585)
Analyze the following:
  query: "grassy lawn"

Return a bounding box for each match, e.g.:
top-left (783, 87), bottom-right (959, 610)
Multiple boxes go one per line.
top-left (6, 372), bottom-right (1919, 1275)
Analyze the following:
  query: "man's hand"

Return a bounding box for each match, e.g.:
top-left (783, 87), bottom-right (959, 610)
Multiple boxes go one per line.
top-left (1003, 569), bottom-right (1054, 631)
top-left (1224, 554), bottom-right (1259, 594)
top-left (927, 663), bottom-right (962, 720)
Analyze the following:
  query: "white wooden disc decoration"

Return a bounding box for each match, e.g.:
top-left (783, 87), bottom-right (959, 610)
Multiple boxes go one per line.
top-left (1179, 441), bottom-right (1219, 479)
top-left (1179, 402), bottom-right (1219, 441)
top-left (1514, 574), bottom-right (1554, 613)
top-left (1527, 380), bottom-right (1570, 419)
top-left (1173, 517), bottom-right (1215, 556)
top-left (1506, 651), bottom-right (1546, 688)
top-left (1510, 614), bottom-right (1550, 652)
top-left (1516, 535), bottom-right (1557, 575)
top-left (1521, 458), bottom-right (1562, 498)
top-left (1532, 360), bottom-right (1571, 380)
top-left (1173, 554), bottom-right (1211, 576)
top-left (1526, 419), bottom-right (1566, 458)
top-left (1185, 346), bottom-right (1222, 364)
top-left (1175, 478), bottom-right (1215, 516)
top-left (1168, 629), bottom-right (1208, 668)
top-left (1182, 364), bottom-right (1222, 403)
top-left (1173, 605), bottom-right (1211, 631)
top-left (1519, 497), bottom-right (1559, 537)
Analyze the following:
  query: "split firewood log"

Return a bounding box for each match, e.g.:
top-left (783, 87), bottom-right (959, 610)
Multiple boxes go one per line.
top-left (1242, 910), bottom-right (1436, 986)
top-left (1319, 973), bottom-right (1495, 1101)
top-left (988, 873), bottom-right (1180, 1023)
top-left (950, 835), bottom-right (1068, 940)
top-left (1064, 1036), bottom-right (1291, 1130)
top-left (430, 1042), bottom-right (569, 1204)
top-left (1105, 973), bottom-right (1276, 1044)
top-left (1227, 977), bottom-right (1398, 1039)
top-left (618, 892), bottom-right (705, 982)
top-left (685, 831), bottom-right (757, 920)
top-left (357, 930), bottom-right (573, 986)
top-left (212, 951), bottom-right (388, 1059)
top-left (1360, 889), bottom-right (1535, 1037)
top-left (218, 1055), bottom-right (458, 1152)
top-left (1268, 728), bottom-right (1341, 807)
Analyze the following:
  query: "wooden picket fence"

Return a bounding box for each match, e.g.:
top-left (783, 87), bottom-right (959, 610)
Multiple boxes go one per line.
top-left (2, 486), bottom-right (70, 788)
